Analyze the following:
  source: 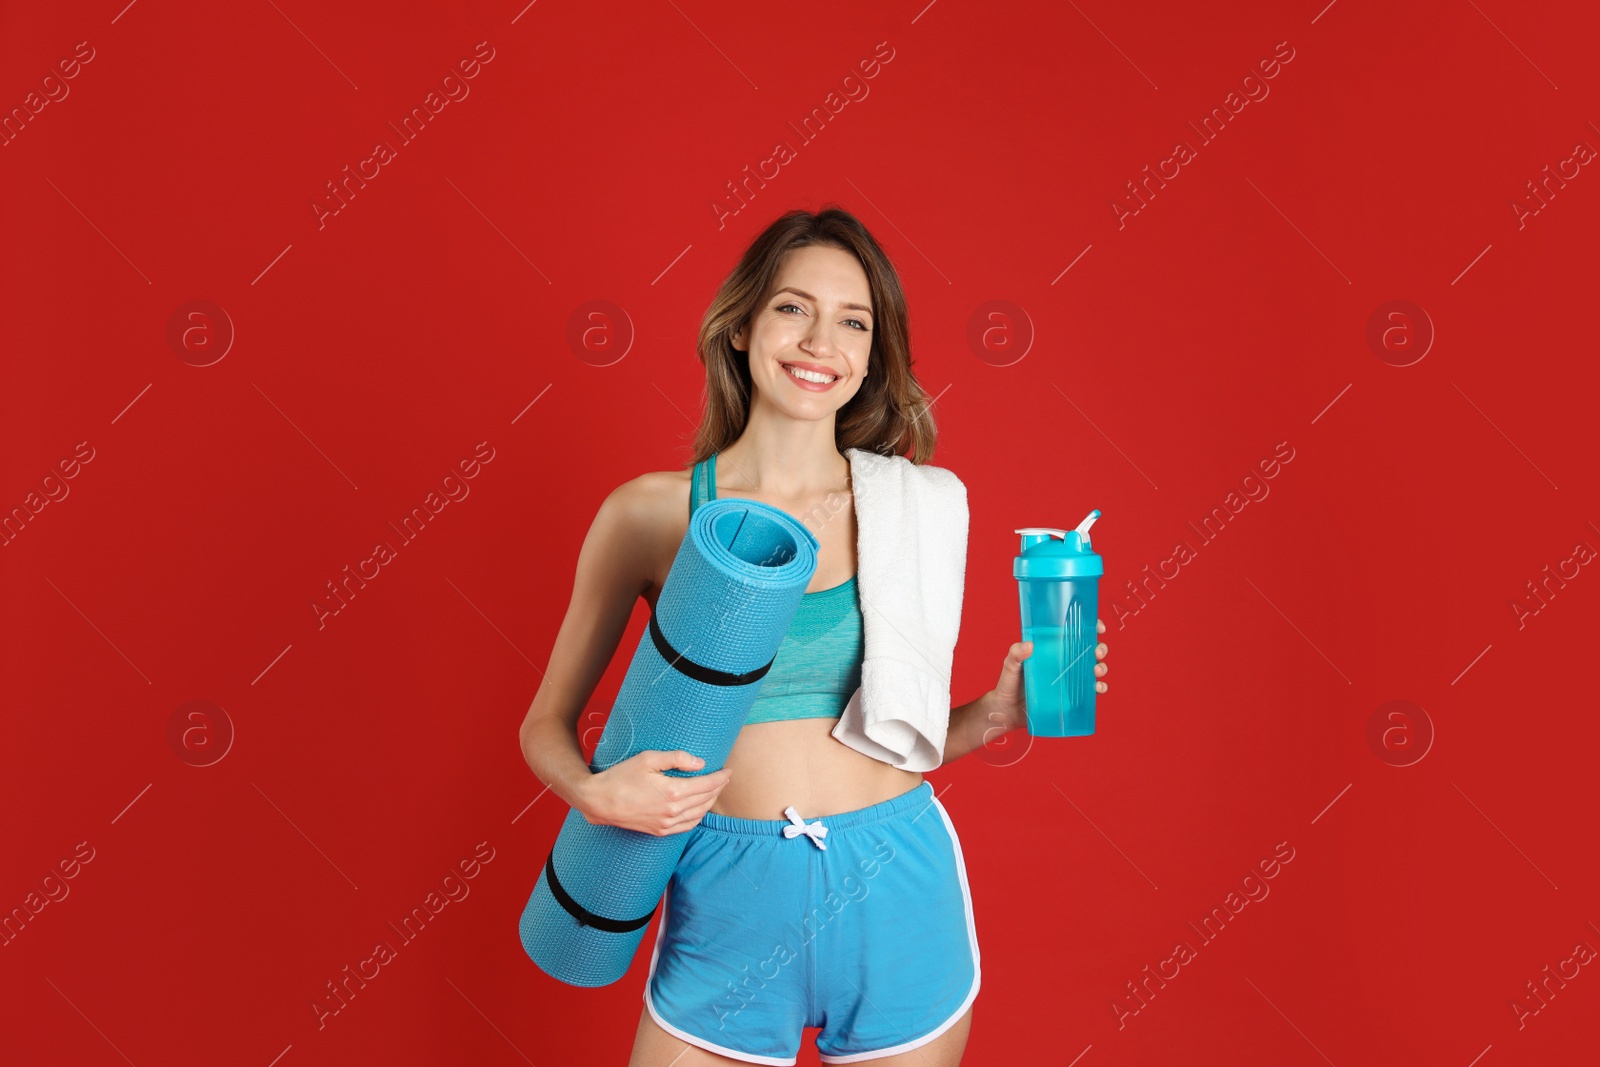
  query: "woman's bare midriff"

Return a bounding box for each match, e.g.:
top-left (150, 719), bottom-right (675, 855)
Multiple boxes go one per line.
top-left (709, 716), bottom-right (923, 819)
top-left (639, 467), bottom-right (925, 821)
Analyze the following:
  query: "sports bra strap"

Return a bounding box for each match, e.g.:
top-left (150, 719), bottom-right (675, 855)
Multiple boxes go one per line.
top-left (688, 452), bottom-right (719, 518)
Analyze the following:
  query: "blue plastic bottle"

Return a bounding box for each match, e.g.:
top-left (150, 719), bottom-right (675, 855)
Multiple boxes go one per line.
top-left (1014, 510), bottom-right (1104, 737)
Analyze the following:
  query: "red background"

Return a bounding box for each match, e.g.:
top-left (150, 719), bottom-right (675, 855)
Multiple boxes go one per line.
top-left (4, 1), bottom-right (1597, 1064)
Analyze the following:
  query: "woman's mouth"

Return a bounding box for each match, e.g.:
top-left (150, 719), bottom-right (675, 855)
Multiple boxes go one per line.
top-left (781, 362), bottom-right (840, 391)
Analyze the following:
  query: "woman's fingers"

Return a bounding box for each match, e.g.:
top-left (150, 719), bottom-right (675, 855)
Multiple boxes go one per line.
top-left (667, 767), bottom-right (733, 802)
top-left (1093, 627), bottom-right (1109, 696)
top-left (997, 641), bottom-right (1031, 693)
top-left (663, 795), bottom-right (722, 835)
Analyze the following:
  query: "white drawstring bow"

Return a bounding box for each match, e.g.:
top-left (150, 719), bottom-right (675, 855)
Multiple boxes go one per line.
top-left (782, 806), bottom-right (829, 850)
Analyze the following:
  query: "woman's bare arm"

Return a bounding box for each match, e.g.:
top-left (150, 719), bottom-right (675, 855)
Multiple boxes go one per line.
top-left (517, 476), bottom-right (733, 832)
top-left (518, 480), bottom-right (654, 812)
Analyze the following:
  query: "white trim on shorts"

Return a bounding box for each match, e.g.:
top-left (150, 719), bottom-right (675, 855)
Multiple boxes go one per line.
top-left (643, 882), bottom-right (800, 1066)
top-left (815, 791), bottom-right (982, 1063)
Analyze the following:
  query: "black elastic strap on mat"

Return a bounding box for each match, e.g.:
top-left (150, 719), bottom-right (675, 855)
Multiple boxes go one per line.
top-left (648, 608), bottom-right (776, 686)
top-left (544, 850), bottom-right (656, 932)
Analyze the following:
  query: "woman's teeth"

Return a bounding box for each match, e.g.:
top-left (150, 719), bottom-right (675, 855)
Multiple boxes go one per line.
top-left (785, 365), bottom-right (837, 384)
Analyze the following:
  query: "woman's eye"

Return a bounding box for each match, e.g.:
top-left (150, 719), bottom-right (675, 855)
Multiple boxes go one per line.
top-left (776, 303), bottom-right (869, 330)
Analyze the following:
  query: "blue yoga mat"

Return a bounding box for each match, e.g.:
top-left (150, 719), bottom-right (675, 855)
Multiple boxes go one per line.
top-left (519, 496), bottom-right (819, 987)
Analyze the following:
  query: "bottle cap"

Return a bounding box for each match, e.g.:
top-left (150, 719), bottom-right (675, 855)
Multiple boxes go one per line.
top-left (1014, 510), bottom-right (1104, 579)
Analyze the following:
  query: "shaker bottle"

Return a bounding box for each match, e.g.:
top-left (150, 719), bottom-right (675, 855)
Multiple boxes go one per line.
top-left (1014, 510), bottom-right (1104, 737)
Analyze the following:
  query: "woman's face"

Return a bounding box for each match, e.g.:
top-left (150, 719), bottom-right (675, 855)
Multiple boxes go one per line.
top-left (731, 244), bottom-right (874, 421)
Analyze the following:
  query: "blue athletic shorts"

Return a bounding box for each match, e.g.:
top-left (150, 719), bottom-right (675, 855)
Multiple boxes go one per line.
top-left (644, 780), bottom-right (980, 1064)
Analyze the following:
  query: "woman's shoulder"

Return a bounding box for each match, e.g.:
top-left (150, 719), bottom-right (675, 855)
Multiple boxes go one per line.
top-left (601, 466), bottom-right (696, 531)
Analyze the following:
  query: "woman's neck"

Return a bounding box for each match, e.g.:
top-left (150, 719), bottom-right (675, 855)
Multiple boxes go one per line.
top-left (717, 422), bottom-right (850, 499)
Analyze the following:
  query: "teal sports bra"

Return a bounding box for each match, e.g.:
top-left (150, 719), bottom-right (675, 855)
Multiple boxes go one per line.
top-left (689, 452), bottom-right (863, 724)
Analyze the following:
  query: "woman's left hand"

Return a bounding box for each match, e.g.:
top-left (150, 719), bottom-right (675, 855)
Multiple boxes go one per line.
top-left (992, 619), bottom-right (1109, 731)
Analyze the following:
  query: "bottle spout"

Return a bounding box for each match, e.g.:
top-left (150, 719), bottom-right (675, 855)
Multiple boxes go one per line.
top-left (1074, 509), bottom-right (1102, 545)
top-left (1015, 526), bottom-right (1068, 552)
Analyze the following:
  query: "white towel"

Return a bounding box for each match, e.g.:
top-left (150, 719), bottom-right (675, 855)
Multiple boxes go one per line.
top-left (829, 447), bottom-right (969, 772)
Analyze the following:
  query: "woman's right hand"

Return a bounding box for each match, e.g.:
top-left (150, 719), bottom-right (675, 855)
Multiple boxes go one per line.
top-left (578, 749), bottom-right (734, 836)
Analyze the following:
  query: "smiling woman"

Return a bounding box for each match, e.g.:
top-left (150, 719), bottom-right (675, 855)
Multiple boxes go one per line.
top-left (693, 209), bottom-right (937, 467)
top-left (516, 207), bottom-right (1090, 1066)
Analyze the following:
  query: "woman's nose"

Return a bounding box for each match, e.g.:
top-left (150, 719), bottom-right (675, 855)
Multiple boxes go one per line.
top-left (802, 321), bottom-right (836, 357)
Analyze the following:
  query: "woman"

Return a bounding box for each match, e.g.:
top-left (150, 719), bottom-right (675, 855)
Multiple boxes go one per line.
top-left (519, 207), bottom-right (1109, 1065)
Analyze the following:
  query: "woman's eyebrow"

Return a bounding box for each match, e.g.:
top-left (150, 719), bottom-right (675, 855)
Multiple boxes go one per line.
top-left (774, 286), bottom-right (874, 317)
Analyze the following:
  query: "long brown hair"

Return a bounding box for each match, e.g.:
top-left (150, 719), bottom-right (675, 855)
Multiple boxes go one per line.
top-left (689, 206), bottom-right (938, 466)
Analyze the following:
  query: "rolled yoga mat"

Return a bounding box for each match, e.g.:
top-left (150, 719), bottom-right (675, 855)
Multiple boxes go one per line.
top-left (519, 496), bottom-right (820, 987)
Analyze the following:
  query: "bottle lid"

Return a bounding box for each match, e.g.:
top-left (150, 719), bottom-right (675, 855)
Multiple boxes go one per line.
top-left (1014, 510), bottom-right (1104, 578)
